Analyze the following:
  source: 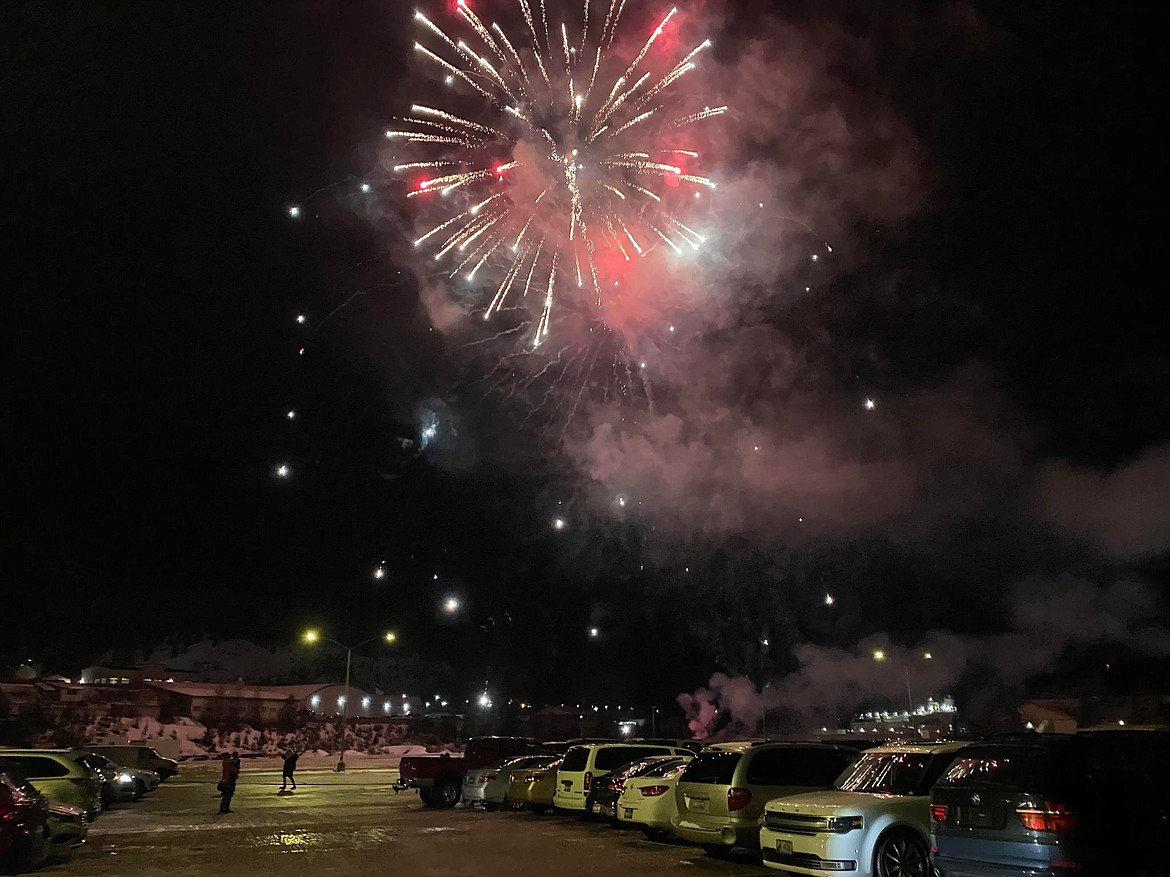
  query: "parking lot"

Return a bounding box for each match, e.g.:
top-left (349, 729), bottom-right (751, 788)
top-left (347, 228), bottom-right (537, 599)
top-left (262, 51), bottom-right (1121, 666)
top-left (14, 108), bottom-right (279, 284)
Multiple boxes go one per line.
top-left (53, 761), bottom-right (766, 877)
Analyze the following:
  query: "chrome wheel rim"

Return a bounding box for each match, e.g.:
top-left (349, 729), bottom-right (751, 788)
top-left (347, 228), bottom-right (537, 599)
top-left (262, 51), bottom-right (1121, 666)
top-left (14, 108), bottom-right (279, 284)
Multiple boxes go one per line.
top-left (879, 837), bottom-right (927, 877)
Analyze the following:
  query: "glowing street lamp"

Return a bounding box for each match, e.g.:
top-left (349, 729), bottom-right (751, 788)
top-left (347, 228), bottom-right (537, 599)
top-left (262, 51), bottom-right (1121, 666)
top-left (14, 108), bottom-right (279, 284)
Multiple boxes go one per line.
top-left (301, 628), bottom-right (397, 771)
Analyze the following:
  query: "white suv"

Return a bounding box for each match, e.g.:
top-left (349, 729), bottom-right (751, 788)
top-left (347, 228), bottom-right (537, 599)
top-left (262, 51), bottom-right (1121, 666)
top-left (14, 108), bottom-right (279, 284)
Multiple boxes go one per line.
top-left (759, 741), bottom-right (969, 877)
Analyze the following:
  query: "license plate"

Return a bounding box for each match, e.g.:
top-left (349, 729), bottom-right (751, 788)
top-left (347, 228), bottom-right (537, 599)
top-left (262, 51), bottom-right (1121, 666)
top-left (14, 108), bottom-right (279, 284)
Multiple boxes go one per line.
top-left (688, 797), bottom-right (709, 813)
top-left (624, 808), bottom-right (633, 819)
top-left (591, 803), bottom-right (601, 813)
top-left (776, 839), bottom-right (793, 855)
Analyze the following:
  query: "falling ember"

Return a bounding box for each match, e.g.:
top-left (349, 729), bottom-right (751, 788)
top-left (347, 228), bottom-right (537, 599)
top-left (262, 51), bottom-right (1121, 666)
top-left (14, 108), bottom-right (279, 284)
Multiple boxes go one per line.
top-left (397, 0), bottom-right (722, 347)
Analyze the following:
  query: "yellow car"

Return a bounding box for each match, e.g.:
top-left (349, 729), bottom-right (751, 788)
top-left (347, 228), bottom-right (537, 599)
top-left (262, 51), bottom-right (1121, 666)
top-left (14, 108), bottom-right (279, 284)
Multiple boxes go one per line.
top-left (505, 758), bottom-right (562, 813)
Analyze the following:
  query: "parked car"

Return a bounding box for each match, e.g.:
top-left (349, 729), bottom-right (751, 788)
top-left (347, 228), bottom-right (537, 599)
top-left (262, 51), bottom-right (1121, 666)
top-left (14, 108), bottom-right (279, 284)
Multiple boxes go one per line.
top-left (71, 751), bottom-right (136, 807)
top-left (87, 745), bottom-right (178, 781)
top-left (0, 750), bottom-right (102, 820)
top-left (79, 752), bottom-right (159, 798)
top-left (0, 757), bottom-right (50, 873)
top-left (931, 729), bottom-right (1170, 877)
top-left (506, 758), bottom-right (562, 813)
top-left (586, 755), bottom-right (691, 821)
top-left (397, 737), bottom-right (543, 808)
top-left (672, 741), bottom-right (860, 854)
top-left (462, 754), bottom-right (561, 810)
top-left (759, 740), bottom-right (969, 876)
top-left (615, 758), bottom-right (693, 840)
top-left (553, 743), bottom-right (694, 814)
top-left (45, 802), bottom-right (87, 862)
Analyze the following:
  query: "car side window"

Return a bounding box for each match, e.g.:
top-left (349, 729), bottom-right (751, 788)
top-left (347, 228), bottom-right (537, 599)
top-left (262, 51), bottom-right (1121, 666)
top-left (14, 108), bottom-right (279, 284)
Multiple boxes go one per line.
top-left (747, 748), bottom-right (847, 786)
top-left (11, 756), bottom-right (69, 778)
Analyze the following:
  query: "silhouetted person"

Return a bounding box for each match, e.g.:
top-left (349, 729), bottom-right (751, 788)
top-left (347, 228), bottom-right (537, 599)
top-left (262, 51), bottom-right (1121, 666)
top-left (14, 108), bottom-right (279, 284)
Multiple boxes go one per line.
top-left (219, 753), bottom-right (240, 813)
top-left (281, 749), bottom-right (299, 791)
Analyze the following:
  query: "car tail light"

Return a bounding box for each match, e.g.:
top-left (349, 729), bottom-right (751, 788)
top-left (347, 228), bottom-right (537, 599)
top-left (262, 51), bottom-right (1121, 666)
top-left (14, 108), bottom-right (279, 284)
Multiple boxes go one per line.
top-left (584, 772), bottom-right (592, 791)
top-left (479, 774), bottom-right (497, 783)
top-left (640, 785), bottom-right (669, 797)
top-left (1017, 802), bottom-right (1077, 833)
top-left (930, 804), bottom-right (948, 823)
top-left (728, 788), bottom-right (752, 812)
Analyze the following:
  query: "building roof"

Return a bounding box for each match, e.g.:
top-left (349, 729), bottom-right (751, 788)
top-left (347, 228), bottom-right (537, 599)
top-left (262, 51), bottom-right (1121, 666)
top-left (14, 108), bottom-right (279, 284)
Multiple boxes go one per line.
top-left (146, 681), bottom-right (363, 701)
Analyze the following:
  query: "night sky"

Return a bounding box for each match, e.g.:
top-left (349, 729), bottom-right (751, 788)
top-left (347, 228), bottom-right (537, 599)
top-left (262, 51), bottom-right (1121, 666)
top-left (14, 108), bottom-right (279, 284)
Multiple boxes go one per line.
top-left (5, 1), bottom-right (1166, 722)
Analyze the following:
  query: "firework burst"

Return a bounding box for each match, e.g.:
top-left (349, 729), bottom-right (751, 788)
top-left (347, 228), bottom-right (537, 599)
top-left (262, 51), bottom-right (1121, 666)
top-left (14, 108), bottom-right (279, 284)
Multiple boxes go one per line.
top-left (395, 0), bottom-right (725, 348)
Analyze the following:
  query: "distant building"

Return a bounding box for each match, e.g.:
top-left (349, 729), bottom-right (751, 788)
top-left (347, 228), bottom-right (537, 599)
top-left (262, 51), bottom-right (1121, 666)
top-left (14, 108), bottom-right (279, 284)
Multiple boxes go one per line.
top-left (850, 695), bottom-right (961, 738)
top-left (1018, 695), bottom-right (1170, 731)
top-left (146, 681), bottom-right (422, 724)
top-left (79, 662), bottom-right (199, 685)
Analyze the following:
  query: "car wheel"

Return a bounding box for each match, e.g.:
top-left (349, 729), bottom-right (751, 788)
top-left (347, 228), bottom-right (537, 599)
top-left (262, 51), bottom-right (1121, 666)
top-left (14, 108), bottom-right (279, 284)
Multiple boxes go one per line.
top-left (507, 796), bottom-right (525, 812)
top-left (702, 844), bottom-right (731, 859)
top-left (643, 828), bottom-right (669, 842)
top-left (528, 803), bottom-right (549, 814)
top-left (134, 778), bottom-right (147, 798)
top-left (100, 784), bottom-right (114, 809)
top-left (875, 830), bottom-right (929, 877)
top-left (417, 787), bottom-right (432, 805)
top-left (483, 801), bottom-right (499, 812)
top-left (433, 778), bottom-right (461, 808)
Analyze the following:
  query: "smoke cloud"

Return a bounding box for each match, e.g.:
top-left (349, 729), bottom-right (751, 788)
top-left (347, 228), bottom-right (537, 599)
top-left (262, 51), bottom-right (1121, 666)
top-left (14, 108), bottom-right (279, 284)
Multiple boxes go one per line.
top-left (680, 577), bottom-right (1170, 737)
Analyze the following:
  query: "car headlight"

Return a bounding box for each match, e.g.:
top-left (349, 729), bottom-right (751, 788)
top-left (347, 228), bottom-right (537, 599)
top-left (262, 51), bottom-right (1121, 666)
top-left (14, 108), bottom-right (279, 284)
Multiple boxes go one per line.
top-left (118, 773), bottom-right (133, 783)
top-left (826, 815), bottom-right (863, 832)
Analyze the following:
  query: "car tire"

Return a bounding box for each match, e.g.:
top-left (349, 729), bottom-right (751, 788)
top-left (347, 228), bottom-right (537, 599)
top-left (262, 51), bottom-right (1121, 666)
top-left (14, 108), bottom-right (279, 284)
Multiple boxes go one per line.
top-left (702, 844), bottom-right (731, 859)
top-left (432, 778), bottom-right (461, 809)
top-left (417, 787), bottom-right (432, 805)
top-left (134, 778), bottom-right (146, 798)
top-left (528, 803), bottom-right (549, 814)
top-left (507, 796), bottom-right (525, 812)
top-left (100, 784), bottom-right (114, 809)
top-left (483, 801), bottom-right (499, 811)
top-left (643, 828), bottom-right (669, 842)
top-left (874, 830), bottom-right (930, 877)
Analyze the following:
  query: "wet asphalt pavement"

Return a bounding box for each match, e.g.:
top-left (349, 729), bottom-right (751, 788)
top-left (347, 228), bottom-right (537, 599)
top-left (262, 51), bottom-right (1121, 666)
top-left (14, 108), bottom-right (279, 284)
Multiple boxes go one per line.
top-left (47, 763), bottom-right (767, 876)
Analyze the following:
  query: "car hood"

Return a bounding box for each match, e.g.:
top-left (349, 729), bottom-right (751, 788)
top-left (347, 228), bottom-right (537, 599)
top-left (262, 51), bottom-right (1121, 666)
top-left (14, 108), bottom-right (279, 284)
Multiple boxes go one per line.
top-left (767, 790), bottom-right (911, 815)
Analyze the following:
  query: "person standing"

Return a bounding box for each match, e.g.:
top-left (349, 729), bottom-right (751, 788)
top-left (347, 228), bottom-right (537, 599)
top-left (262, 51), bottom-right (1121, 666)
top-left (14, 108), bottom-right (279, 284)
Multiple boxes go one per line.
top-left (218, 753), bottom-right (240, 813)
top-left (280, 749), bottom-right (299, 792)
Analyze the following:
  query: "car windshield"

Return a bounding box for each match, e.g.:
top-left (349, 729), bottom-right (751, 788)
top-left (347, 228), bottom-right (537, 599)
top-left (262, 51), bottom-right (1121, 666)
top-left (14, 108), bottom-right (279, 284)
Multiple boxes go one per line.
top-left (835, 752), bottom-right (937, 795)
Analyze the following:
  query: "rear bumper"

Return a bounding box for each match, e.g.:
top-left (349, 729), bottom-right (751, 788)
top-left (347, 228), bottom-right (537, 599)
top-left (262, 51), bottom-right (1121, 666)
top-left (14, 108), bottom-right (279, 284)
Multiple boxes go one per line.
top-left (672, 816), bottom-right (760, 849)
top-left (933, 856), bottom-right (1066, 877)
top-left (616, 799), bottom-right (672, 831)
top-left (553, 790), bottom-right (587, 811)
top-left (461, 783), bottom-right (487, 802)
top-left (397, 778), bottom-right (434, 791)
top-left (933, 836), bottom-right (1073, 876)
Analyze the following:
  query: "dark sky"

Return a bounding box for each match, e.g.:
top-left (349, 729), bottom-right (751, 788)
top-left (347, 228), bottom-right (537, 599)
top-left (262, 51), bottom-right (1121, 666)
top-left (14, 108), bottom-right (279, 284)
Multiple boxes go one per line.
top-left (4, 1), bottom-right (1166, 718)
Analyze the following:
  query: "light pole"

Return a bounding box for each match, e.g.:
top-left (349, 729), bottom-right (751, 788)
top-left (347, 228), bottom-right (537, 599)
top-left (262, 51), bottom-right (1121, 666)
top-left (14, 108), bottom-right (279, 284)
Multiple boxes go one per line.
top-left (873, 649), bottom-right (933, 712)
top-left (303, 629), bottom-right (397, 771)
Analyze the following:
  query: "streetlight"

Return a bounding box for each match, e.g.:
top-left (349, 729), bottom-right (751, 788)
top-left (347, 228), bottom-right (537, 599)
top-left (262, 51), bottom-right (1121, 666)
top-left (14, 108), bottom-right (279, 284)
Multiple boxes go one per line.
top-left (302, 629), bottom-right (397, 771)
top-left (872, 649), bottom-right (933, 711)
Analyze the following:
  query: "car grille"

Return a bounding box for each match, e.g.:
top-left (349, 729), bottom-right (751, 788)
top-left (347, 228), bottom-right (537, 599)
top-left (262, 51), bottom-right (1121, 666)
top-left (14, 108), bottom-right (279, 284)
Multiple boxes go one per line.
top-left (764, 812), bottom-right (829, 834)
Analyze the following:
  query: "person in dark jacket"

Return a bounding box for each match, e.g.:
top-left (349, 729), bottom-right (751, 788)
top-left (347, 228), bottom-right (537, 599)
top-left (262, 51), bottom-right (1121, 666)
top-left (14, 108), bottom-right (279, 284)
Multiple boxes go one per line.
top-left (218, 754), bottom-right (240, 813)
top-left (280, 750), bottom-right (299, 791)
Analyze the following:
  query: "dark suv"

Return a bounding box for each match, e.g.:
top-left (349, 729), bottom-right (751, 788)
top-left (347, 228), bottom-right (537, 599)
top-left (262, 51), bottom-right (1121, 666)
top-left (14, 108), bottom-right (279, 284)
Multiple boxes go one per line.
top-left (930, 729), bottom-right (1170, 877)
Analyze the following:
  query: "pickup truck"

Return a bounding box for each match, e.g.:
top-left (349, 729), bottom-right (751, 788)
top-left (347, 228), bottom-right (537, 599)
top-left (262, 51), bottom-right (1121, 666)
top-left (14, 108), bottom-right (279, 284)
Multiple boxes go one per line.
top-left (395, 737), bottom-right (544, 807)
